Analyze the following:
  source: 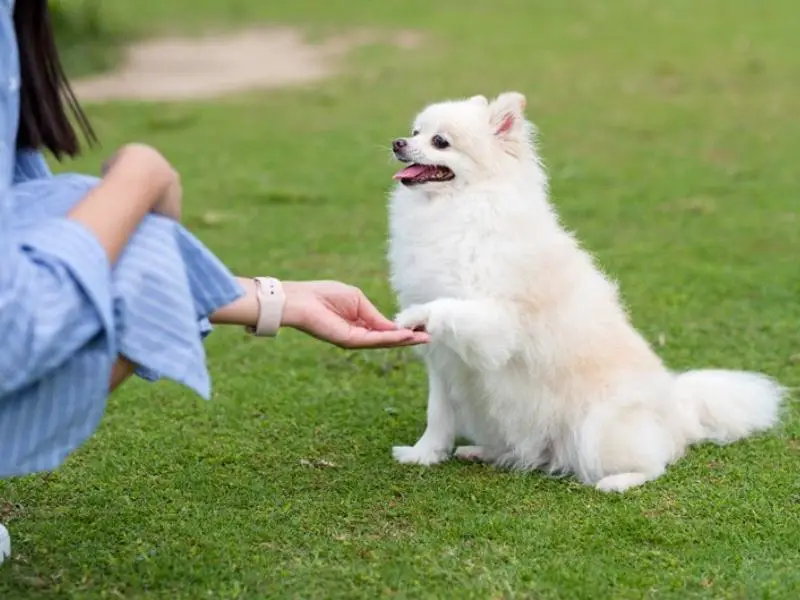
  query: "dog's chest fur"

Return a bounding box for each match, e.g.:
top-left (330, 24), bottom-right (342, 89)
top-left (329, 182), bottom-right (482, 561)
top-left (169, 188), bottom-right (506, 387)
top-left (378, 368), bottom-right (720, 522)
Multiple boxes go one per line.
top-left (387, 187), bottom-right (512, 309)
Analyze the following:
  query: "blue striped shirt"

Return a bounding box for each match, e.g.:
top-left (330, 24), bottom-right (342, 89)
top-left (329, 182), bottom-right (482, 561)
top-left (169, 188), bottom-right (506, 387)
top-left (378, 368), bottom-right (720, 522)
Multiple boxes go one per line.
top-left (0, 1), bottom-right (243, 477)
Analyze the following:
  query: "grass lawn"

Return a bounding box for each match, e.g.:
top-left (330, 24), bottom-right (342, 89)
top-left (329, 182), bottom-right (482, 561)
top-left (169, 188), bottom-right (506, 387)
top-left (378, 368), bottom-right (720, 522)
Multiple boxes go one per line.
top-left (2, 0), bottom-right (800, 597)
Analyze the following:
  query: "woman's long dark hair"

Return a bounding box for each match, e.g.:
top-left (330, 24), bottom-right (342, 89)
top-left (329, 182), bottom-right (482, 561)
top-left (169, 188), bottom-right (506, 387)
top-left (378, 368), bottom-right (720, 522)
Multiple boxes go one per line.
top-left (14, 0), bottom-right (96, 159)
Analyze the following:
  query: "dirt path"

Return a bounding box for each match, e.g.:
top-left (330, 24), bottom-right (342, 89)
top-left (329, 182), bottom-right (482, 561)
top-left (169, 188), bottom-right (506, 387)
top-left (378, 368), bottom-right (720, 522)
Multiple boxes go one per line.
top-left (72, 27), bottom-right (422, 102)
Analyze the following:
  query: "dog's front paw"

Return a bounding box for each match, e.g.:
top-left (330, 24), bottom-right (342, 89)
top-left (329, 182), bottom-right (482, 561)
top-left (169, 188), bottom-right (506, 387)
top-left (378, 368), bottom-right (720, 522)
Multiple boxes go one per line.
top-left (396, 301), bottom-right (448, 337)
top-left (395, 304), bottom-right (433, 333)
top-left (392, 444), bottom-right (450, 466)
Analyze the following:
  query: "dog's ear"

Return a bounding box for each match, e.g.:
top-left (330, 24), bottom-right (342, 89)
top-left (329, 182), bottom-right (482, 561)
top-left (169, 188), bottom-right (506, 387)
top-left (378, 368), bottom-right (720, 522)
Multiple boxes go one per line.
top-left (489, 92), bottom-right (526, 137)
top-left (469, 94), bottom-right (489, 106)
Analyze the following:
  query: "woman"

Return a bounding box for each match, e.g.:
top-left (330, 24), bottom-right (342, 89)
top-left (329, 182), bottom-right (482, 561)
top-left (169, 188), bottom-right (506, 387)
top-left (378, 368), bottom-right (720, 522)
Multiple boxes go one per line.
top-left (0, 0), bottom-right (428, 483)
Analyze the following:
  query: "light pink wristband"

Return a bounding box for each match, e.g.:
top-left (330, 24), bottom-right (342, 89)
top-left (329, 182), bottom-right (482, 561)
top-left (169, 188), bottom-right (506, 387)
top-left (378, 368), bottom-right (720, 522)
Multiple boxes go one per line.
top-left (247, 277), bottom-right (285, 337)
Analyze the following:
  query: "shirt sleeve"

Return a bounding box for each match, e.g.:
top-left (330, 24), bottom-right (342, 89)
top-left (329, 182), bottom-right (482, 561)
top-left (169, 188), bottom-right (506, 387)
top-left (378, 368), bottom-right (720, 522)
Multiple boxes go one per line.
top-left (0, 217), bottom-right (115, 396)
top-left (13, 150), bottom-right (52, 184)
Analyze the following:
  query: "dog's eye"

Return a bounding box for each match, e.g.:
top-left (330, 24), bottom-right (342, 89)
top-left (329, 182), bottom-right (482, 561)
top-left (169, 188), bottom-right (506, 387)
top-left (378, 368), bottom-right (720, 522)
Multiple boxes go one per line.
top-left (431, 134), bottom-right (450, 149)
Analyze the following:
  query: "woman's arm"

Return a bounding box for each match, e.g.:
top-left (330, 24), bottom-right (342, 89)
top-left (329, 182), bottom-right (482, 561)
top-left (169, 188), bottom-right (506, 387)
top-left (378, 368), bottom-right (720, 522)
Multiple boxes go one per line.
top-left (0, 145), bottom-right (176, 396)
top-left (68, 144), bottom-right (179, 264)
top-left (211, 278), bottom-right (430, 349)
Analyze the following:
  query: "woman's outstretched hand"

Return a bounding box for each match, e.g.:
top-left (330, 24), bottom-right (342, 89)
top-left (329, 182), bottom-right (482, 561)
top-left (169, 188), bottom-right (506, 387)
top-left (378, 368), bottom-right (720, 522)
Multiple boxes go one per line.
top-left (280, 281), bottom-right (429, 349)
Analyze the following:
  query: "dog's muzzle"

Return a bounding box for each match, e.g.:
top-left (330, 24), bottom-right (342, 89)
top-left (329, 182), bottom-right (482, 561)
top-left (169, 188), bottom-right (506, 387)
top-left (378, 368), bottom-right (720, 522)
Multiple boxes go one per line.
top-left (392, 138), bottom-right (412, 162)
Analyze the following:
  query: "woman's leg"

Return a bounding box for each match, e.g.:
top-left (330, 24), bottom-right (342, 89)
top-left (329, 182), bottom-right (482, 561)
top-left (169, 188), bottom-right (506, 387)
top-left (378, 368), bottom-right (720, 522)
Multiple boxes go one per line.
top-left (109, 357), bottom-right (137, 392)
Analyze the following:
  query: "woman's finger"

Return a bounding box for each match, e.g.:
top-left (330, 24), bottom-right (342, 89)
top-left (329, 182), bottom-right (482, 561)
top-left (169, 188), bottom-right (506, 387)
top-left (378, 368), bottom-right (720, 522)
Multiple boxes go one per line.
top-left (355, 291), bottom-right (398, 331)
top-left (345, 327), bottom-right (429, 349)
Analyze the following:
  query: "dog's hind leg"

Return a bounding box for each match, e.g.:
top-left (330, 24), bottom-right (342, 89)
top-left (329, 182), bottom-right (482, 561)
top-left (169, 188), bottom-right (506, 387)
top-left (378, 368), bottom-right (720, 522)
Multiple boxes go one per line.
top-left (579, 405), bottom-right (679, 493)
top-left (595, 471), bottom-right (662, 493)
top-left (453, 445), bottom-right (507, 463)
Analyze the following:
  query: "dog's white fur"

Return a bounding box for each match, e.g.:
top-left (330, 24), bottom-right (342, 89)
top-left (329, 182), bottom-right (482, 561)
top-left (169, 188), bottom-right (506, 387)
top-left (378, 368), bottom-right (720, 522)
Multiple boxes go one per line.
top-left (387, 92), bottom-right (785, 493)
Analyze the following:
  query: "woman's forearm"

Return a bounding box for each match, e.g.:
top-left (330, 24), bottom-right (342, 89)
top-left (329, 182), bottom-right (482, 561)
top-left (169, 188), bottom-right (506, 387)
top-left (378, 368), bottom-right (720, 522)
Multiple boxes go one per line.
top-left (67, 147), bottom-right (172, 265)
top-left (210, 278), bottom-right (260, 327)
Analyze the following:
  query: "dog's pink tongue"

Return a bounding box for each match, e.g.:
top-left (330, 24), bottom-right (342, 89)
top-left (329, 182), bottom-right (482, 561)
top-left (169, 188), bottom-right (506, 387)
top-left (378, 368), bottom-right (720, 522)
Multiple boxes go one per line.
top-left (393, 164), bottom-right (428, 180)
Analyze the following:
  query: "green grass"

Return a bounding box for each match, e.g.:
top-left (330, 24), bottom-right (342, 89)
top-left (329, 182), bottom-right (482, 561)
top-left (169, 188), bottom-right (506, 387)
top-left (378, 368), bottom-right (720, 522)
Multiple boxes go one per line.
top-left (50, 0), bottom-right (124, 78)
top-left (3, 0), bottom-right (800, 597)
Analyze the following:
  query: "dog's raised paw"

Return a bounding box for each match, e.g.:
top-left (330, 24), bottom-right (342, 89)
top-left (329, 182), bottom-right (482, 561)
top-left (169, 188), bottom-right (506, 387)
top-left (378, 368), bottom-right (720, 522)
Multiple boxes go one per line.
top-left (392, 445), bottom-right (449, 466)
top-left (394, 304), bottom-right (432, 332)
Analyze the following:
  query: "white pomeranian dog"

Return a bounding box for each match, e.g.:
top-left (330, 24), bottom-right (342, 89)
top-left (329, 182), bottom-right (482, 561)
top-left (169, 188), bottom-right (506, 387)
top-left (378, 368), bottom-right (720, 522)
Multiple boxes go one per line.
top-left (387, 91), bottom-right (785, 492)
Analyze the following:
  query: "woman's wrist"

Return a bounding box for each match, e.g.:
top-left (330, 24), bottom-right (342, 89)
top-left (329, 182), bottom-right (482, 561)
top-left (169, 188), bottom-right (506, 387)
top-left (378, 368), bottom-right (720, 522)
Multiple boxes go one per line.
top-left (250, 277), bottom-right (287, 336)
top-left (278, 281), bottom-right (307, 330)
top-left (210, 278), bottom-right (297, 335)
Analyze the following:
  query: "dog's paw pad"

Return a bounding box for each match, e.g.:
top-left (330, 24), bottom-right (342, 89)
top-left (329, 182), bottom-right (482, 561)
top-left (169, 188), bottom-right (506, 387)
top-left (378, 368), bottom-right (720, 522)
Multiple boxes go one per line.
top-left (392, 445), bottom-right (449, 466)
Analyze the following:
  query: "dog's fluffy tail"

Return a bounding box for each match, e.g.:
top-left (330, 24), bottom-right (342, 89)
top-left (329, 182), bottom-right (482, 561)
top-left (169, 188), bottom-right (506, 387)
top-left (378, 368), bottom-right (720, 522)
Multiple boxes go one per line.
top-left (673, 369), bottom-right (786, 445)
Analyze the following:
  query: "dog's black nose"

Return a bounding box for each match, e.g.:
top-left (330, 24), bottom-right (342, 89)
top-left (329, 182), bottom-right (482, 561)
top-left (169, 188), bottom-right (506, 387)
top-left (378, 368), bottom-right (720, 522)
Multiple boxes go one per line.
top-left (392, 138), bottom-right (408, 153)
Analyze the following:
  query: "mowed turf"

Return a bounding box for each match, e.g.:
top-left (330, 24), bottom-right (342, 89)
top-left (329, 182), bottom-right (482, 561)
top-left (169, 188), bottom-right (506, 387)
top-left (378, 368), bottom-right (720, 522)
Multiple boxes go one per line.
top-left (1, 1), bottom-right (799, 598)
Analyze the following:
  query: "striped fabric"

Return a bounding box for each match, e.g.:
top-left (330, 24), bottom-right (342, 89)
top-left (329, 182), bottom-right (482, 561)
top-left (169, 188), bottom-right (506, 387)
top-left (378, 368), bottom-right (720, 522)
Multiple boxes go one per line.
top-left (0, 2), bottom-right (244, 477)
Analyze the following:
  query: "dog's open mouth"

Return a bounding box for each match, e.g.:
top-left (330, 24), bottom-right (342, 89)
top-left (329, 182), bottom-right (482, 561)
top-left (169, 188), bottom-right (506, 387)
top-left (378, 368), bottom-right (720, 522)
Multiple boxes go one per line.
top-left (393, 164), bottom-right (455, 186)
